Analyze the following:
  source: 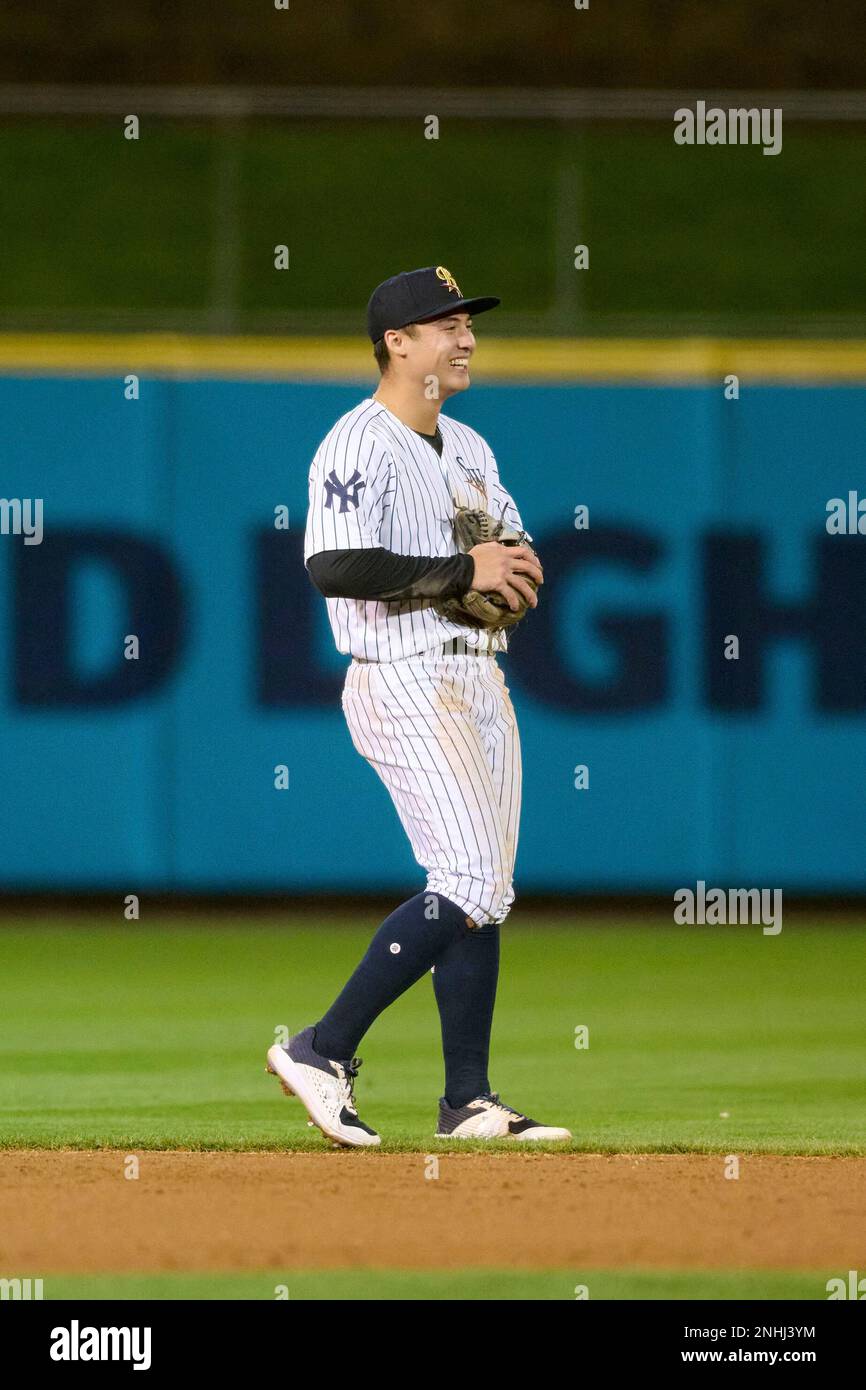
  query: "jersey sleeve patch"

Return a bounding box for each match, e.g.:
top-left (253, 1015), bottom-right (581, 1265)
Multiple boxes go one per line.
top-left (305, 426), bottom-right (393, 560)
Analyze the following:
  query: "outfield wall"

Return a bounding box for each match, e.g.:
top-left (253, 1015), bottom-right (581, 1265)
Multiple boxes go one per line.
top-left (1, 343), bottom-right (864, 892)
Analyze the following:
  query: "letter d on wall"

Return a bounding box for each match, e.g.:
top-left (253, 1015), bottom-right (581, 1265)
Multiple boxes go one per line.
top-left (12, 529), bottom-right (185, 706)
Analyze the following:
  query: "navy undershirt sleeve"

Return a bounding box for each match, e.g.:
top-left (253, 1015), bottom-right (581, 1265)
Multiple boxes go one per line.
top-left (307, 547), bottom-right (475, 602)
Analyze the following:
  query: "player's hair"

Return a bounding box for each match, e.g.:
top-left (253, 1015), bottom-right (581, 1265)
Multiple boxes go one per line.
top-left (373, 323), bottom-right (419, 374)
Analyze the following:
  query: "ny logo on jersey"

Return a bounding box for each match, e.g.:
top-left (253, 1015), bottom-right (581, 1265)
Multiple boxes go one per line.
top-left (455, 455), bottom-right (487, 498)
top-left (324, 468), bottom-right (366, 513)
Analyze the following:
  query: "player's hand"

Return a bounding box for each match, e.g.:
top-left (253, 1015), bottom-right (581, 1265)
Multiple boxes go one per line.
top-left (468, 542), bottom-right (543, 612)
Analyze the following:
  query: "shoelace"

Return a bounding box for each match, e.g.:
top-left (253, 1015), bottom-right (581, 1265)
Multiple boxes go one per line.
top-left (477, 1091), bottom-right (522, 1118)
top-left (338, 1056), bottom-right (363, 1114)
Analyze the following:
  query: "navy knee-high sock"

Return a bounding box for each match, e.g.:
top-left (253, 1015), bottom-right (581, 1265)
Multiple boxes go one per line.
top-left (432, 920), bottom-right (500, 1108)
top-left (313, 892), bottom-right (469, 1061)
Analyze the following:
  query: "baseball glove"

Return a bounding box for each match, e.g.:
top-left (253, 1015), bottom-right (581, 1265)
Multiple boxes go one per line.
top-left (434, 506), bottom-right (538, 631)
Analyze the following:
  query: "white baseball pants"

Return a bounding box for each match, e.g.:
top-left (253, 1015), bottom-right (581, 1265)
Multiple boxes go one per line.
top-left (341, 651), bottom-right (522, 925)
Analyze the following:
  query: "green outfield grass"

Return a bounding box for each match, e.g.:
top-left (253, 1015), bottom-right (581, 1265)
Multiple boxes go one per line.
top-left (0, 914), bottom-right (863, 1154)
top-left (38, 1267), bottom-right (831, 1301)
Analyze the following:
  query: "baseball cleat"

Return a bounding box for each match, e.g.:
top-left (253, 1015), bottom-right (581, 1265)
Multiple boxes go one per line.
top-left (266, 1026), bottom-right (380, 1148)
top-left (435, 1091), bottom-right (571, 1142)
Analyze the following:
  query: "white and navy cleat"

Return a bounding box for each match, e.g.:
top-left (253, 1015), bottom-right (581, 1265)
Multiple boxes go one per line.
top-left (435, 1091), bottom-right (571, 1142)
top-left (266, 1026), bottom-right (380, 1148)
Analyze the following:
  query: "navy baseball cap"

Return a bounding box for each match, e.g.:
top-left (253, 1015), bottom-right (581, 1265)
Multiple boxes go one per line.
top-left (366, 265), bottom-right (500, 342)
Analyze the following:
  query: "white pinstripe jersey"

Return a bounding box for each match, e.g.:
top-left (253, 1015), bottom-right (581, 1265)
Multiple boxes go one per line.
top-left (304, 396), bottom-right (528, 661)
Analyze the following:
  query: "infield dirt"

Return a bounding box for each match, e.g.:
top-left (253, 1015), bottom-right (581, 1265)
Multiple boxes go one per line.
top-left (1, 1151), bottom-right (864, 1274)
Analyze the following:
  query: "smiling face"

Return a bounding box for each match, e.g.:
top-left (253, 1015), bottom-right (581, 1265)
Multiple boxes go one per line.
top-left (385, 312), bottom-right (477, 398)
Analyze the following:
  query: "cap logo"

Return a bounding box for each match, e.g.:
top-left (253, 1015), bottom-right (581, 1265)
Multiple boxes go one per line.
top-left (436, 266), bottom-right (462, 296)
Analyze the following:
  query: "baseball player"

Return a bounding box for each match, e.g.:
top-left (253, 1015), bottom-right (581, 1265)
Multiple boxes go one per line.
top-left (267, 266), bottom-right (571, 1146)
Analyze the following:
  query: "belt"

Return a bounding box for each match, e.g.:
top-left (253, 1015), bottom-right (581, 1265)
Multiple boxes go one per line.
top-left (442, 637), bottom-right (485, 656)
top-left (354, 637), bottom-right (488, 663)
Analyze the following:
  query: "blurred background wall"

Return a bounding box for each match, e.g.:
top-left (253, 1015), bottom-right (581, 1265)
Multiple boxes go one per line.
top-left (1, 1), bottom-right (864, 895)
top-left (0, 99), bottom-right (864, 336)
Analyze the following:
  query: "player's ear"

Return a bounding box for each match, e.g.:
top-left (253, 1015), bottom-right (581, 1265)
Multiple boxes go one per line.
top-left (384, 327), bottom-right (412, 360)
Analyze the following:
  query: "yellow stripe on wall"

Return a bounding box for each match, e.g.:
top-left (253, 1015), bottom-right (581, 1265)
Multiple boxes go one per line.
top-left (1, 334), bottom-right (866, 382)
